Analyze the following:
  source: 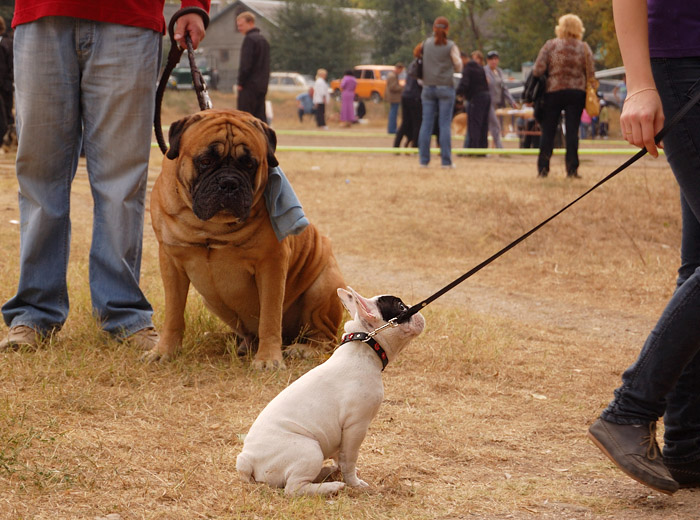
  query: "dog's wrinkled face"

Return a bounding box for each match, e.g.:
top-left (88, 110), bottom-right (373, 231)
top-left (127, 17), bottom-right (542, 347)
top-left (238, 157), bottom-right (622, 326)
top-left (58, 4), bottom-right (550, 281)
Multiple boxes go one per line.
top-left (165, 110), bottom-right (278, 222)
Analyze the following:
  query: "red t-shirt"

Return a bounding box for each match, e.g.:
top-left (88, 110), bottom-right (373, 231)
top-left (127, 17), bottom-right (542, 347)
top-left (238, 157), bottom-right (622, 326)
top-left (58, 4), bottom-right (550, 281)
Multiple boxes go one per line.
top-left (12, 0), bottom-right (210, 33)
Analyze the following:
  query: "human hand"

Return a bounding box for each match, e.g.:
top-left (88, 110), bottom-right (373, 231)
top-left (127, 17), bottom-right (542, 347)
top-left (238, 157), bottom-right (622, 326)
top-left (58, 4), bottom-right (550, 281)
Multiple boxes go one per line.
top-left (619, 88), bottom-right (664, 157)
top-left (174, 13), bottom-right (207, 49)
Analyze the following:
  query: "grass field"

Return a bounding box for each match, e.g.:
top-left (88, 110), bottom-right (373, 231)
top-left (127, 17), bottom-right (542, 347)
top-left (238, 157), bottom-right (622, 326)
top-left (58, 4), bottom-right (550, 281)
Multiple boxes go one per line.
top-left (0, 91), bottom-right (698, 519)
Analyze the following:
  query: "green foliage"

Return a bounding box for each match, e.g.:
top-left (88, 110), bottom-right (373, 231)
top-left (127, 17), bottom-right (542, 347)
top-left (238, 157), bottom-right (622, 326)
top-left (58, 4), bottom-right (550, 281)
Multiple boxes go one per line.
top-left (0, 0), bottom-right (14, 30)
top-left (365, 0), bottom-right (444, 65)
top-left (270, 0), bottom-right (361, 79)
top-left (491, 0), bottom-right (622, 73)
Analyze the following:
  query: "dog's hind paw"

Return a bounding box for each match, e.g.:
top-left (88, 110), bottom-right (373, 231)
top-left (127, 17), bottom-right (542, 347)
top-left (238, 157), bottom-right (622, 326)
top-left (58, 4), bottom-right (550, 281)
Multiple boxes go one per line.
top-left (251, 357), bottom-right (286, 370)
top-left (140, 349), bottom-right (171, 364)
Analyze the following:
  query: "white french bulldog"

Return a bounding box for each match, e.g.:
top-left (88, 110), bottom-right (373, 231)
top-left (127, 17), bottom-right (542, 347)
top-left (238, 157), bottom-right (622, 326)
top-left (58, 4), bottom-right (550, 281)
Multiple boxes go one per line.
top-left (236, 286), bottom-right (426, 496)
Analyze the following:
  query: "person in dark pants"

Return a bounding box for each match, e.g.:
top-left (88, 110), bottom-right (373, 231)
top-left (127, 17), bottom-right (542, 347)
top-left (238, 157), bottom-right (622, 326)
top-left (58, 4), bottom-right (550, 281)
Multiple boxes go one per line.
top-left (587, 0), bottom-right (700, 495)
top-left (532, 14), bottom-right (596, 178)
top-left (236, 11), bottom-right (269, 123)
top-left (457, 50), bottom-right (490, 151)
top-left (393, 75), bottom-right (422, 147)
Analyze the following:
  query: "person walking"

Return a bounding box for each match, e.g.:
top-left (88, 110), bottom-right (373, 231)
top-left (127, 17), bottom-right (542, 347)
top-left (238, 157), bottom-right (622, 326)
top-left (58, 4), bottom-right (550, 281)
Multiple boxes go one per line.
top-left (457, 50), bottom-right (491, 151)
top-left (587, 0), bottom-right (700, 495)
top-left (236, 11), bottom-right (270, 123)
top-left (313, 68), bottom-right (330, 129)
top-left (416, 16), bottom-right (462, 168)
top-left (532, 13), bottom-right (597, 178)
top-left (484, 50), bottom-right (516, 148)
top-left (386, 62), bottom-right (404, 134)
top-left (0, 1), bottom-right (209, 350)
top-left (339, 70), bottom-right (357, 127)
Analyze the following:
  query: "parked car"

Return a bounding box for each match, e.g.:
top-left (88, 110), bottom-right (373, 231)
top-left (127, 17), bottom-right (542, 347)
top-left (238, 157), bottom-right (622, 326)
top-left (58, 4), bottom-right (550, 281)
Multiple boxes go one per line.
top-left (268, 72), bottom-right (314, 93)
top-left (168, 53), bottom-right (214, 90)
top-left (330, 65), bottom-right (402, 103)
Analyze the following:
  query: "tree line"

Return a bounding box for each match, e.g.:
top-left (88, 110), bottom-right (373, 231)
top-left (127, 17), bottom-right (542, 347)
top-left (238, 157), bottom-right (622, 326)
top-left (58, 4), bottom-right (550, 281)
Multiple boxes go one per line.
top-left (270, 0), bottom-right (621, 80)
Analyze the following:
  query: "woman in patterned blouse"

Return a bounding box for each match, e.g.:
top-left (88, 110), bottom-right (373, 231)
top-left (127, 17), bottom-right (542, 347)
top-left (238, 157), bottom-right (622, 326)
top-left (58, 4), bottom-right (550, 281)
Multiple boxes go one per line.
top-left (532, 13), bottom-right (597, 178)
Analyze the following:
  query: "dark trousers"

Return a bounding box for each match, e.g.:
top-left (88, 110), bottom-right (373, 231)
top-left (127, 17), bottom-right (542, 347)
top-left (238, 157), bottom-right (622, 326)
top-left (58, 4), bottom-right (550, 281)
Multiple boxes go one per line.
top-left (465, 91), bottom-right (491, 149)
top-left (238, 88), bottom-right (267, 123)
top-left (314, 103), bottom-right (326, 127)
top-left (537, 89), bottom-right (585, 174)
top-left (394, 97), bottom-right (421, 147)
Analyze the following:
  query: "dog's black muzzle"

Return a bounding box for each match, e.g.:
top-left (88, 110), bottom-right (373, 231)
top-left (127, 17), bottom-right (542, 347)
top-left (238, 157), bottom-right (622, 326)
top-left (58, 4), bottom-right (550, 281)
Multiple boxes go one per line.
top-left (192, 168), bottom-right (254, 221)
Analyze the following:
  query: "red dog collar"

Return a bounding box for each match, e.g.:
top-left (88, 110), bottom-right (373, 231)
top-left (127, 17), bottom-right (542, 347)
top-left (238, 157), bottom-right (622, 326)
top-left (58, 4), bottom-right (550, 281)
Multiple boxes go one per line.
top-left (340, 332), bottom-right (388, 371)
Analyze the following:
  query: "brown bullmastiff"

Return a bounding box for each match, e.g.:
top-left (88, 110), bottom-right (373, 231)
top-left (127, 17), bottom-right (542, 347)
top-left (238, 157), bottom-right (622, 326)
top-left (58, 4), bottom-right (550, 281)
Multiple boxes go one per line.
top-left (147, 109), bottom-right (346, 369)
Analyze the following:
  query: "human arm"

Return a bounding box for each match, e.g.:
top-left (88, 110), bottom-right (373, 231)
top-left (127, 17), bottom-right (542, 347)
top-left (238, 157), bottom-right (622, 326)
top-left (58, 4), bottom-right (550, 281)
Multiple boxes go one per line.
top-left (173, 1), bottom-right (209, 50)
top-left (532, 41), bottom-right (549, 78)
top-left (612, 0), bottom-right (664, 157)
top-left (456, 63), bottom-right (470, 99)
top-left (450, 44), bottom-right (462, 72)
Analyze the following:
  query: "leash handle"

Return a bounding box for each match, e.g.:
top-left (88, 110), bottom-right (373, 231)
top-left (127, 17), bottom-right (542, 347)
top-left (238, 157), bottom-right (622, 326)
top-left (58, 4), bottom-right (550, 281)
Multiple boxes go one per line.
top-left (154, 7), bottom-right (210, 154)
top-left (396, 85), bottom-right (700, 323)
top-left (185, 33), bottom-right (213, 111)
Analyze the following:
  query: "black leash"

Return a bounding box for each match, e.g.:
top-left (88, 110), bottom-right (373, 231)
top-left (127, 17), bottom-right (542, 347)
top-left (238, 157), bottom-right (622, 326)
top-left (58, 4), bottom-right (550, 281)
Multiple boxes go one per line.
top-left (395, 86), bottom-right (700, 324)
top-left (154, 7), bottom-right (211, 155)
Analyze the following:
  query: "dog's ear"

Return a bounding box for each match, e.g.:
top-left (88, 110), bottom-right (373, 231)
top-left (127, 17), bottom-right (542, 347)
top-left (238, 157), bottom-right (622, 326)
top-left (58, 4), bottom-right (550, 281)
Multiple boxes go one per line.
top-left (338, 287), bottom-right (356, 315)
top-left (166, 114), bottom-right (203, 160)
top-left (338, 287), bottom-right (383, 328)
top-left (250, 118), bottom-right (279, 168)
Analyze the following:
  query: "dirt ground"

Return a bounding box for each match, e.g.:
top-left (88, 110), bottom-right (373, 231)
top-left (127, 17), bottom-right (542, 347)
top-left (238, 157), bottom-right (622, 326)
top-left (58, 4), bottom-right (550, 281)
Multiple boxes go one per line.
top-left (0, 92), bottom-right (698, 519)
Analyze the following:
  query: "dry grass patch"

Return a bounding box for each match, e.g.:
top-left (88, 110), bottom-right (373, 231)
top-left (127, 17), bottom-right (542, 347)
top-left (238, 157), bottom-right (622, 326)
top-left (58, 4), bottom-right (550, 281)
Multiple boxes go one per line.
top-left (0, 93), bottom-right (698, 518)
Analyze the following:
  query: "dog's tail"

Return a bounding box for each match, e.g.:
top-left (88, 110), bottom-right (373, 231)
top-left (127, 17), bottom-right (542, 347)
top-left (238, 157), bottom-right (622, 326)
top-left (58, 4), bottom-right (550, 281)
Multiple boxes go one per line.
top-left (236, 452), bottom-right (255, 483)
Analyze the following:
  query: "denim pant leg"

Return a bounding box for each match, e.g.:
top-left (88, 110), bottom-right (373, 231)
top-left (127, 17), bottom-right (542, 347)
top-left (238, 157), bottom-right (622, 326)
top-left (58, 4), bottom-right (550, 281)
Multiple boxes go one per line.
top-left (2, 19), bottom-right (83, 333)
top-left (488, 105), bottom-right (503, 148)
top-left (388, 102), bottom-right (399, 134)
top-left (601, 59), bottom-right (700, 464)
top-left (418, 87), bottom-right (438, 165)
top-left (79, 22), bottom-right (161, 336)
top-left (436, 86), bottom-right (455, 165)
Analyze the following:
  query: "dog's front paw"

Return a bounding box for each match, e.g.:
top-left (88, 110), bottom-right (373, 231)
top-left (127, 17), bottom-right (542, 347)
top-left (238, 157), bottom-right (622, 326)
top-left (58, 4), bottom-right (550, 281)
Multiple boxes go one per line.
top-left (284, 342), bottom-right (314, 359)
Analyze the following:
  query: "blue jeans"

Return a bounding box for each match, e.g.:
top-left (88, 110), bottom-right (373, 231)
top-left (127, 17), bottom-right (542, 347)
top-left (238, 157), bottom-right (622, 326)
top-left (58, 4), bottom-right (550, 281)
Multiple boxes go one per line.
top-left (387, 102), bottom-right (399, 134)
top-left (601, 57), bottom-right (700, 463)
top-left (418, 85), bottom-right (455, 166)
top-left (2, 18), bottom-right (161, 337)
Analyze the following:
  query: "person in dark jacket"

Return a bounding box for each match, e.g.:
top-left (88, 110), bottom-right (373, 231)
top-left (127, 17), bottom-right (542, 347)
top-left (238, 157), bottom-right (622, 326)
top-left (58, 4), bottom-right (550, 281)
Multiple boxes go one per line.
top-left (236, 11), bottom-right (270, 123)
top-left (393, 75), bottom-right (422, 147)
top-left (457, 50), bottom-right (491, 150)
top-left (0, 16), bottom-right (13, 140)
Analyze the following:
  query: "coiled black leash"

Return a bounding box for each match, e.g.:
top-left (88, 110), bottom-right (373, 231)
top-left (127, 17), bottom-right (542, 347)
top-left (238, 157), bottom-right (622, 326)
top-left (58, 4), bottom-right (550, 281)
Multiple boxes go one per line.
top-left (154, 7), bottom-right (211, 155)
top-left (395, 86), bottom-right (700, 324)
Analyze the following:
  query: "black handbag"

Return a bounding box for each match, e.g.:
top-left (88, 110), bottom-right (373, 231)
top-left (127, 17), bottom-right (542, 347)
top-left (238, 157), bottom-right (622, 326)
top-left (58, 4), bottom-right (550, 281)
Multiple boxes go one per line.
top-left (522, 71), bottom-right (547, 122)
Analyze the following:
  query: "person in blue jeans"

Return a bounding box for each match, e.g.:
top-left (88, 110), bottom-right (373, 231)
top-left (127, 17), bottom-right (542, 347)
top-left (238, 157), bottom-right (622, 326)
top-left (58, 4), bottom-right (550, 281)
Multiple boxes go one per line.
top-left (1, 2), bottom-right (308, 352)
top-left (415, 16), bottom-right (462, 168)
top-left (588, 0), bottom-right (700, 495)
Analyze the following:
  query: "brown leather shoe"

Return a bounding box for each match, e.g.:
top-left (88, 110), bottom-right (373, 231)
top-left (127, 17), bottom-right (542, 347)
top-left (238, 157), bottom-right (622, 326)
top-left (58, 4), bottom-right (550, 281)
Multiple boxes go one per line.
top-left (588, 418), bottom-right (679, 494)
top-left (0, 325), bottom-right (40, 350)
top-left (665, 459), bottom-right (700, 488)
